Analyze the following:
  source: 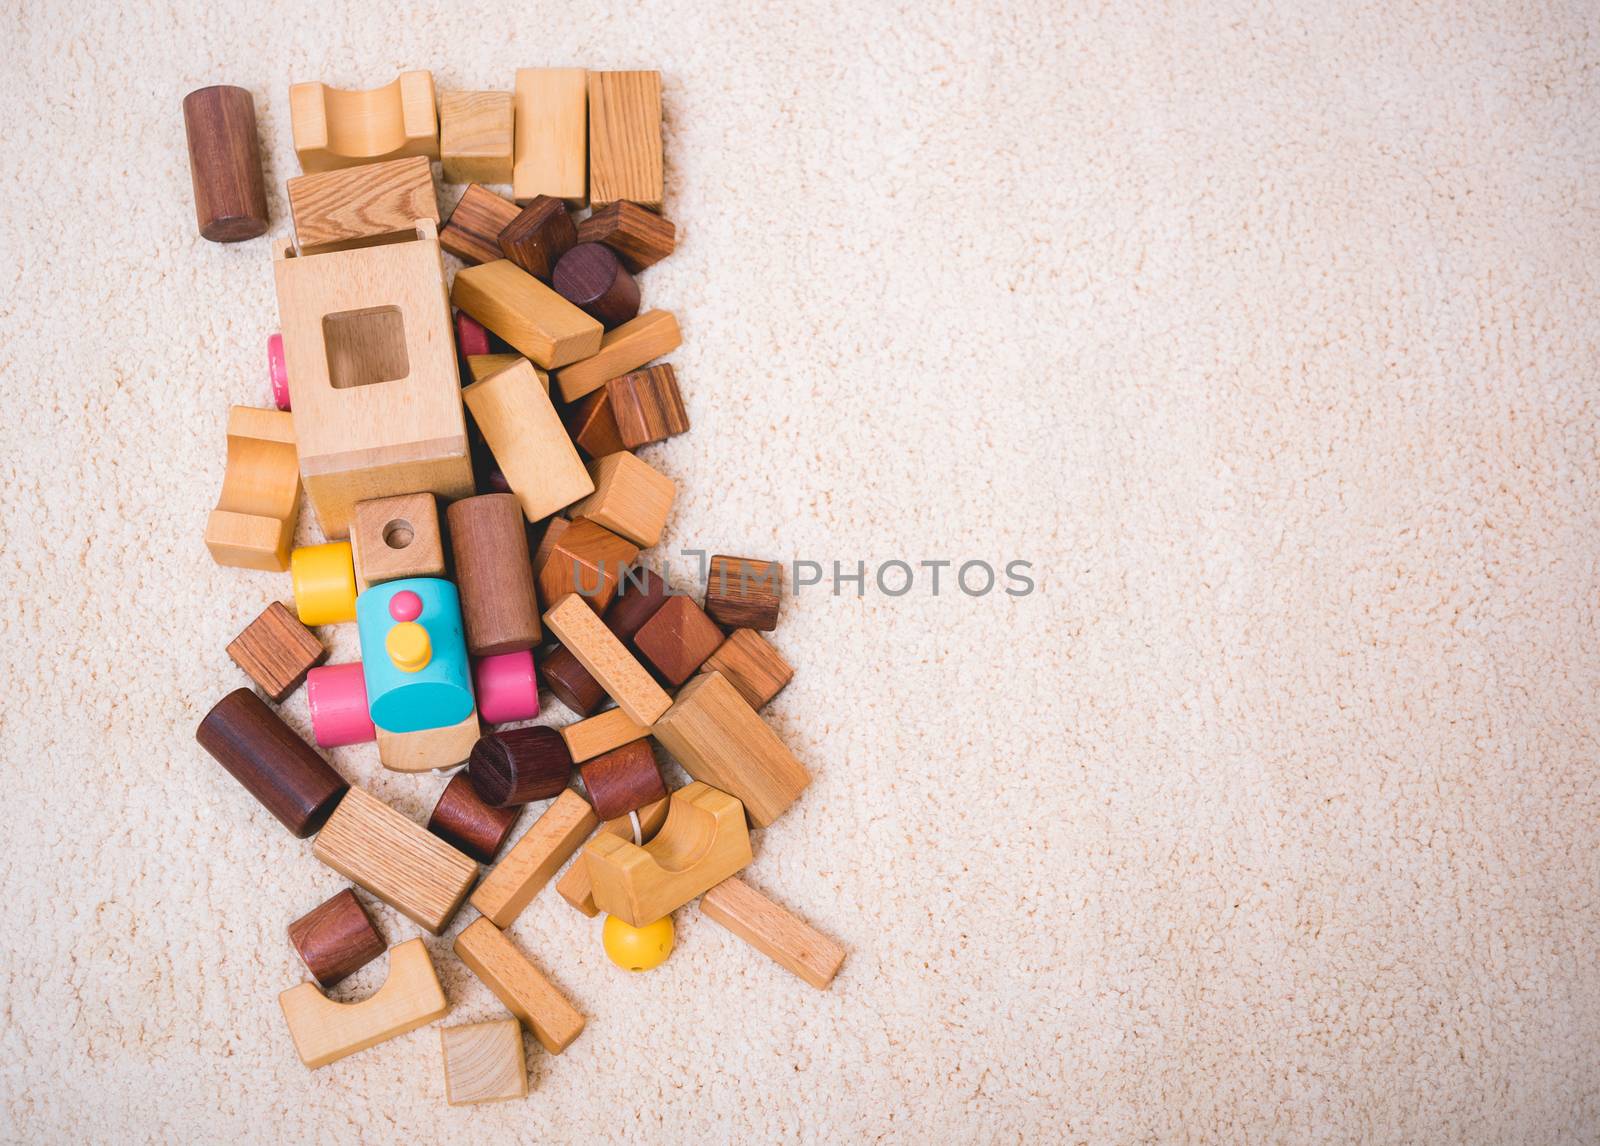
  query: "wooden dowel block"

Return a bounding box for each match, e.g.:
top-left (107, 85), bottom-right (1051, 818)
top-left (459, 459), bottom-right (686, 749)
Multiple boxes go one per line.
top-left (375, 709), bottom-right (480, 774)
top-left (535, 518), bottom-right (638, 615)
top-left (699, 628), bottom-right (793, 710)
top-left (195, 688), bottom-right (349, 838)
top-left (439, 91), bottom-right (514, 184)
top-left (580, 738), bottom-right (667, 820)
top-left (226, 601), bottom-right (327, 703)
top-left (182, 85), bottom-right (269, 242)
top-left (633, 595), bottom-right (725, 687)
top-left (305, 662), bottom-right (375, 747)
top-left (468, 726), bottom-right (574, 809)
top-left (568, 452), bottom-right (676, 548)
top-left (497, 195), bottom-right (577, 282)
top-left (560, 707), bottom-right (651, 763)
top-left (544, 593), bottom-right (671, 726)
top-left (441, 1019), bottom-right (527, 1105)
top-left (289, 72), bottom-right (438, 173)
top-left (462, 358), bottom-right (593, 523)
top-left (576, 200), bottom-right (675, 273)
top-left (287, 888), bottom-right (384, 988)
top-left (538, 646), bottom-right (606, 717)
top-left (447, 493), bottom-right (541, 655)
top-left (651, 671), bottom-right (810, 828)
top-left (205, 406), bottom-right (300, 572)
top-left (291, 541), bottom-right (357, 626)
top-left (564, 387), bottom-right (628, 460)
top-left (286, 155), bottom-right (438, 255)
top-left (513, 68), bottom-right (587, 208)
top-left (279, 938), bottom-right (449, 1068)
top-left (469, 788), bottom-right (597, 927)
top-left (350, 492), bottom-right (444, 592)
top-left (428, 772), bottom-right (520, 863)
top-left (455, 917), bottom-right (587, 1054)
top-left (705, 555), bottom-right (783, 631)
top-left (550, 309), bottom-right (681, 403)
top-left (554, 796), bottom-right (668, 916)
top-left (608, 363), bottom-right (688, 448)
top-left (441, 184), bottom-right (521, 265)
top-left (700, 877), bottom-right (846, 990)
top-left (553, 243), bottom-right (639, 329)
top-left (587, 71), bottom-right (662, 211)
top-left (312, 786), bottom-right (478, 934)
top-left (452, 259), bottom-right (603, 370)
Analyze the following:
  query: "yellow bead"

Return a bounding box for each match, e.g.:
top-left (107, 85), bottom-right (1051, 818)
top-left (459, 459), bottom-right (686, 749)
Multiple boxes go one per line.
top-left (602, 914), bottom-right (674, 972)
top-left (385, 621), bottom-right (432, 672)
top-left (290, 542), bottom-right (357, 626)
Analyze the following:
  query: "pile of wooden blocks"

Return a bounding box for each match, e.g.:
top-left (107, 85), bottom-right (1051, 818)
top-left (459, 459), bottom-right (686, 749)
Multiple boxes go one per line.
top-left (186, 67), bottom-right (842, 1105)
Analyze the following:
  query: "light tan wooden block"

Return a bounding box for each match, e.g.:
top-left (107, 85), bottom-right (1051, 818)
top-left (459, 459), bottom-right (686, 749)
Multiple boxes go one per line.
top-left (514, 68), bottom-right (587, 207)
top-left (543, 593), bottom-right (671, 726)
top-left (567, 452), bottom-right (675, 547)
top-left (650, 671), bottom-right (810, 829)
top-left (550, 309), bottom-right (680, 402)
top-left (350, 491), bottom-right (444, 591)
top-left (205, 406), bottom-right (300, 571)
top-left (469, 788), bottom-right (596, 928)
top-left (286, 156), bottom-right (439, 255)
top-left (313, 786), bottom-right (478, 934)
top-left (700, 877), bottom-right (845, 990)
top-left (554, 796), bottom-right (668, 916)
top-left (440, 91), bottom-right (514, 184)
top-left (290, 72), bottom-right (439, 173)
top-left (278, 938), bottom-right (448, 1068)
top-left (272, 221), bottom-right (474, 538)
top-left (451, 259), bottom-right (603, 370)
top-left (454, 918), bottom-right (586, 1054)
top-left (560, 708), bottom-right (650, 763)
top-left (463, 354), bottom-right (522, 385)
top-left (462, 358), bottom-right (593, 522)
top-left (585, 782), bottom-right (751, 926)
top-left (587, 71), bottom-right (662, 211)
top-left (375, 709), bottom-right (479, 773)
top-left (440, 1019), bottom-right (526, 1105)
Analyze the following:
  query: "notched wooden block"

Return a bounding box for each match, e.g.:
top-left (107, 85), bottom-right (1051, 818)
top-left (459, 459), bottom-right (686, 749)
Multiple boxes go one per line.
top-left (699, 628), bottom-right (792, 710)
top-left (553, 796), bottom-right (668, 916)
top-left (289, 72), bottom-right (439, 173)
top-left (227, 601), bottom-right (327, 702)
top-left (440, 91), bottom-right (513, 185)
top-left (441, 184), bottom-right (521, 265)
top-left (205, 406), bottom-right (300, 571)
top-left (441, 1019), bottom-right (527, 1105)
top-left (287, 156), bottom-right (438, 255)
top-left (576, 200), bottom-right (676, 273)
top-left (278, 938), bottom-right (449, 1068)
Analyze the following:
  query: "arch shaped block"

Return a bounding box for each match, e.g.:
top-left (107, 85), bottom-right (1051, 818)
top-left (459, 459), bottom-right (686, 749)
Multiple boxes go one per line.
top-left (289, 72), bottom-right (439, 173)
top-left (204, 406), bottom-right (300, 571)
top-left (278, 938), bottom-right (449, 1067)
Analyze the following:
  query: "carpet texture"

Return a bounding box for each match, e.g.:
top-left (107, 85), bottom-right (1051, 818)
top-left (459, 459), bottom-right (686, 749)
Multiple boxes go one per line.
top-left (3, 1), bottom-right (1599, 1141)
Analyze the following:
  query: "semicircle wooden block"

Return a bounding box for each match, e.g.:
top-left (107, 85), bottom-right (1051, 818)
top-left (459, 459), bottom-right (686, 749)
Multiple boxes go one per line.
top-left (583, 781), bottom-right (752, 926)
top-left (278, 937), bottom-right (449, 1068)
top-left (205, 406), bottom-right (300, 571)
top-left (290, 72), bottom-right (439, 173)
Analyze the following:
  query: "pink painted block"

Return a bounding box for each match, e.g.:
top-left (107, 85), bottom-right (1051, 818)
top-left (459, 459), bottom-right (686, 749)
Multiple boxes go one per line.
top-left (473, 650), bottom-right (540, 724)
top-left (268, 332), bottom-right (290, 410)
top-left (455, 310), bottom-right (491, 359)
top-left (306, 662), bottom-right (375, 747)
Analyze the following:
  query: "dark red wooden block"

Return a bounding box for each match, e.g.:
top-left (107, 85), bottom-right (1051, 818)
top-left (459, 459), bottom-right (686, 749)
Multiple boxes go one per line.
top-left (195, 688), bottom-right (348, 837)
top-left (467, 726), bottom-right (573, 808)
top-left (580, 739), bottom-right (667, 820)
top-left (552, 243), bottom-right (639, 328)
top-left (428, 772), bottom-right (520, 862)
top-left (287, 888), bottom-right (384, 988)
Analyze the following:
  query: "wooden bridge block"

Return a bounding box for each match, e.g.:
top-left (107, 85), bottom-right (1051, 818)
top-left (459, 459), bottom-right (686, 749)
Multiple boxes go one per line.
top-left (568, 451), bottom-right (676, 548)
top-left (205, 406), bottom-right (300, 571)
top-left (469, 788), bottom-right (595, 927)
top-left (554, 796), bottom-right (668, 916)
top-left (700, 877), bottom-right (845, 990)
top-left (550, 309), bottom-right (680, 402)
top-left (278, 938), bottom-right (448, 1068)
top-left (289, 72), bottom-right (438, 173)
top-left (454, 917), bottom-right (586, 1054)
top-left (286, 156), bottom-right (438, 255)
top-left (699, 628), bottom-right (792, 710)
top-left (587, 71), bottom-right (662, 211)
top-left (440, 91), bottom-right (514, 184)
top-left (441, 1019), bottom-right (527, 1105)
top-left (462, 358), bottom-right (593, 522)
top-left (544, 593), bottom-right (670, 726)
top-left (227, 601), bottom-right (326, 702)
top-left (513, 68), bottom-right (587, 207)
top-left (441, 184), bottom-right (520, 265)
top-left (452, 259), bottom-right (603, 370)
top-left (576, 200), bottom-right (675, 272)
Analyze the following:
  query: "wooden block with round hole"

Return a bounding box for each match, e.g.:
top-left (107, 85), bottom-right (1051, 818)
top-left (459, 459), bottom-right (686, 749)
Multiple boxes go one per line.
top-left (608, 364), bottom-right (687, 448)
top-left (560, 707), bottom-right (650, 763)
top-left (580, 738), bottom-right (666, 820)
top-left (535, 517), bottom-right (638, 615)
top-left (554, 796), bottom-right (668, 916)
top-left (705, 555), bottom-right (783, 631)
top-left (576, 200), bottom-right (675, 272)
top-left (700, 877), bottom-right (846, 990)
top-left (350, 492), bottom-right (444, 592)
top-left (441, 1019), bottom-right (527, 1106)
top-left (699, 628), bottom-right (793, 710)
top-left (451, 259), bottom-right (602, 370)
top-left (462, 357), bottom-right (594, 522)
top-left (568, 452), bottom-right (676, 548)
top-left (447, 493), bottom-right (540, 655)
top-left (278, 938), bottom-right (449, 1068)
top-left (544, 593), bottom-right (671, 726)
top-left (441, 184), bottom-right (520, 265)
top-left (428, 772), bottom-right (520, 863)
top-left (468, 726), bottom-right (573, 808)
top-left (286, 155), bottom-right (438, 255)
top-left (439, 91), bottom-right (513, 185)
top-left (469, 788), bottom-right (596, 927)
top-left (287, 888), bottom-right (385, 988)
top-left (227, 601), bottom-right (327, 702)
top-left (587, 71), bottom-right (662, 211)
top-left (497, 195), bottom-right (577, 282)
top-left (633, 595), bottom-right (725, 687)
top-left (550, 309), bottom-right (680, 402)
top-left (454, 917), bottom-right (585, 1054)
top-left (552, 243), bottom-right (638, 328)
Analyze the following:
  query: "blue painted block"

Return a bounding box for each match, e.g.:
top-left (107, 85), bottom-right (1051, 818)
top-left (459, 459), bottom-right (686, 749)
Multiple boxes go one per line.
top-left (356, 577), bottom-right (475, 733)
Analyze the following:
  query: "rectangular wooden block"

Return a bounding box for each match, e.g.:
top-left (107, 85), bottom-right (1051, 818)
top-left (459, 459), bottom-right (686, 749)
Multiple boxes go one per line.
top-left (454, 917), bottom-right (586, 1054)
top-left (568, 451), bottom-right (676, 547)
top-left (441, 184), bottom-right (521, 265)
top-left (608, 364), bottom-right (687, 448)
top-left (469, 788), bottom-right (597, 928)
top-left (551, 309), bottom-right (680, 402)
top-left (650, 671), bottom-right (810, 828)
top-left (587, 71), bottom-right (663, 211)
top-left (544, 593), bottom-right (671, 726)
top-left (441, 1019), bottom-right (527, 1105)
top-left (350, 491), bottom-right (444, 591)
top-left (699, 628), bottom-right (793, 710)
top-left (452, 259), bottom-right (604, 369)
top-left (560, 707), bottom-right (651, 763)
top-left (226, 601), bottom-right (326, 702)
top-left (514, 68), bottom-right (587, 207)
top-left (554, 796), bottom-right (668, 916)
top-left (286, 156), bottom-right (439, 255)
top-left (463, 358), bottom-right (593, 522)
top-left (700, 877), bottom-right (846, 990)
top-left (465, 353), bottom-right (526, 385)
top-left (440, 91), bottom-right (514, 184)
top-left (312, 786), bottom-right (478, 934)
top-left (576, 201), bottom-right (675, 272)
top-left (375, 709), bottom-right (479, 774)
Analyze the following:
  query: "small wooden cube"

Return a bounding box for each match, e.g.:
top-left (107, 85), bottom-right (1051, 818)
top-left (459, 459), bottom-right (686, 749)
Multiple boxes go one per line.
top-left (226, 601), bottom-right (327, 702)
top-left (530, 515), bottom-right (572, 576)
top-left (350, 492), bottom-right (444, 591)
top-left (576, 200), bottom-right (675, 272)
top-left (564, 388), bottom-right (628, 459)
top-left (632, 595), bottom-right (724, 687)
top-left (441, 1019), bottom-right (527, 1106)
top-left (440, 92), bottom-right (514, 185)
top-left (441, 184), bottom-right (520, 265)
top-left (568, 453), bottom-right (676, 548)
top-left (705, 556), bottom-right (782, 631)
top-left (536, 517), bottom-right (638, 614)
top-left (608, 363), bottom-right (687, 448)
top-left (699, 628), bottom-right (793, 709)
top-left (497, 195), bottom-right (577, 282)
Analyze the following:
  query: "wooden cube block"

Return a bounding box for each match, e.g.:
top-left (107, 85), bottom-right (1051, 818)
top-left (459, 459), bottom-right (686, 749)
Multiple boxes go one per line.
top-left (441, 184), bottom-right (520, 265)
top-left (463, 358), bottom-right (594, 522)
top-left (440, 91), bottom-right (513, 184)
top-left (563, 387), bottom-right (628, 459)
top-left (441, 1019), bottom-right (527, 1106)
top-left (576, 200), bottom-right (676, 272)
top-left (513, 68), bottom-right (587, 207)
top-left (544, 593), bottom-right (671, 726)
top-left (227, 601), bottom-right (327, 702)
top-left (536, 518), bottom-right (638, 615)
top-left (633, 596), bottom-right (724, 687)
top-left (287, 156), bottom-right (439, 255)
top-left (452, 259), bottom-right (603, 370)
top-left (550, 309), bottom-right (681, 402)
top-left (608, 364), bottom-right (687, 448)
top-left (699, 628), bottom-right (792, 710)
top-left (470, 788), bottom-right (596, 927)
top-left (530, 515), bottom-right (572, 576)
top-left (497, 195), bottom-right (577, 282)
top-left (705, 555), bottom-right (782, 631)
top-left (350, 492), bottom-right (443, 591)
top-left (454, 917), bottom-right (586, 1054)
top-left (568, 452), bottom-right (675, 548)
top-left (700, 877), bottom-right (846, 990)
top-left (587, 71), bottom-right (662, 211)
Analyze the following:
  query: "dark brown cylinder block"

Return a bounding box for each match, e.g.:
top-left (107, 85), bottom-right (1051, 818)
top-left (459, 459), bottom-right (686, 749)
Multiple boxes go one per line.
top-left (447, 494), bottom-right (540, 656)
top-left (287, 889), bottom-right (384, 987)
top-left (182, 85), bottom-right (269, 242)
top-left (580, 739), bottom-right (667, 820)
top-left (539, 645), bottom-right (606, 716)
top-left (552, 243), bottom-right (640, 328)
top-left (428, 772), bottom-right (520, 862)
top-left (195, 688), bottom-right (348, 836)
top-left (467, 726), bottom-right (574, 808)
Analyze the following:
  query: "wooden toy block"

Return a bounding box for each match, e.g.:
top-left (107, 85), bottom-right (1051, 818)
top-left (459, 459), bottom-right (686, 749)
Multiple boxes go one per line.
top-left (312, 785), bottom-right (477, 934)
top-left (375, 709), bottom-right (480, 774)
top-left (513, 68), bottom-right (587, 207)
top-left (576, 200), bottom-right (675, 273)
top-left (289, 72), bottom-right (439, 173)
top-left (550, 309), bottom-right (681, 402)
top-left (473, 649), bottom-right (540, 724)
top-left (539, 647), bottom-right (606, 716)
top-left (544, 593), bottom-right (671, 725)
top-left (536, 518), bottom-right (639, 615)
top-left (279, 938), bottom-right (448, 1068)
top-left (564, 387), bottom-right (627, 460)
top-left (273, 220), bottom-right (473, 538)
top-left (608, 364), bottom-right (688, 448)
top-left (441, 1019), bottom-right (527, 1105)
top-left (633, 595), bottom-right (725, 687)
top-left (268, 332), bottom-right (290, 409)
top-left (356, 578), bottom-right (475, 732)
top-left (585, 782), bottom-right (752, 926)
top-left (497, 195), bottom-right (577, 282)
top-left (568, 452), bottom-right (676, 548)
top-left (447, 494), bottom-right (541, 655)
top-left (705, 555), bottom-right (783, 631)
top-left (350, 491), bottom-right (444, 591)
top-left (182, 85), bottom-right (268, 242)
top-left (538, 568), bottom-right (664, 717)
top-left (195, 688), bottom-right (348, 838)
top-left (441, 184), bottom-right (521, 265)
top-left (605, 567), bottom-right (672, 641)
top-left (456, 310), bottom-right (492, 358)
top-left (465, 353), bottom-right (526, 384)
top-left (587, 71), bottom-right (663, 211)
top-left (306, 662), bottom-right (375, 747)
top-left (560, 707), bottom-right (650, 763)
top-left (429, 772), bottom-right (521, 864)
top-left (439, 91), bottom-right (514, 184)
top-left (291, 541), bottom-right (358, 625)
top-left (468, 726), bottom-right (573, 809)
top-left (554, 796), bottom-right (668, 916)
top-left (651, 671), bottom-right (810, 828)
top-left (205, 405), bottom-right (300, 572)
top-left (700, 877), bottom-right (846, 990)
top-left (469, 788), bottom-right (596, 927)
top-left (452, 259), bottom-right (603, 370)
top-left (699, 628), bottom-right (793, 710)
top-left (286, 156), bottom-right (438, 255)
top-left (462, 358), bottom-right (593, 522)
top-left (454, 917), bottom-right (586, 1054)
top-left (226, 601), bottom-right (326, 702)
top-left (580, 738), bottom-right (667, 820)
top-left (530, 515), bottom-right (571, 576)
top-left (553, 243), bottom-right (639, 329)
top-left (288, 888), bottom-right (384, 988)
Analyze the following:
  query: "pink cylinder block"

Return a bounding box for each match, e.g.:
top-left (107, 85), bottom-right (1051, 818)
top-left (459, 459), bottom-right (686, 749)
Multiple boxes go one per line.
top-left (455, 311), bottom-right (491, 358)
top-left (306, 662), bottom-right (375, 747)
top-left (268, 332), bottom-right (290, 410)
top-left (473, 650), bottom-right (540, 724)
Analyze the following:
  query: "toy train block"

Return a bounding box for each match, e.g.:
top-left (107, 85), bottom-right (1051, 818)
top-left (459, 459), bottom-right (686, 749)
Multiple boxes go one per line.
top-left (287, 888), bottom-right (385, 988)
top-left (699, 628), bottom-right (793, 710)
top-left (568, 451), bottom-right (676, 548)
top-left (441, 1019), bottom-right (527, 1106)
top-left (587, 71), bottom-right (662, 211)
top-left (291, 541), bottom-right (358, 626)
top-left (544, 593), bottom-right (670, 726)
top-left (462, 359), bottom-right (594, 523)
top-left (350, 492), bottom-right (445, 592)
top-left (226, 601), bottom-right (326, 703)
top-left (576, 200), bottom-right (676, 272)
top-left (451, 259), bottom-right (603, 370)
top-left (286, 155), bottom-right (439, 255)
top-left (376, 709), bottom-right (480, 773)
top-left (469, 788), bottom-right (595, 928)
top-left (182, 85), bottom-right (269, 243)
top-left (550, 309), bottom-right (681, 403)
top-left (700, 878), bottom-right (846, 990)
top-left (289, 72), bottom-right (439, 173)
top-left (305, 662), bottom-right (375, 747)
top-left (513, 68), bottom-right (587, 208)
top-left (554, 795), bottom-right (668, 917)
top-left (267, 333), bottom-right (291, 410)
top-left (439, 91), bottom-right (514, 185)
top-left (205, 406), bottom-right (300, 572)
top-left (272, 220), bottom-right (474, 538)
top-left (356, 577), bottom-right (475, 734)
top-left (196, 689), bottom-right (349, 838)
top-left (279, 938), bottom-right (449, 1068)
top-left (454, 918), bottom-right (586, 1054)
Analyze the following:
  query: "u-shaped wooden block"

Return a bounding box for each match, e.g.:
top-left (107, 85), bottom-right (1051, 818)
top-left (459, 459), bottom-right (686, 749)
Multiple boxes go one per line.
top-left (278, 938), bottom-right (449, 1067)
top-left (289, 72), bottom-right (439, 173)
top-left (204, 405), bottom-right (301, 571)
top-left (584, 781), bottom-right (753, 926)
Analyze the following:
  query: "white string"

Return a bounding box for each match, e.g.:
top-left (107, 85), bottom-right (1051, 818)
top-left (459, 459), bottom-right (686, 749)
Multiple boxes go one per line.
top-left (628, 810), bottom-right (643, 846)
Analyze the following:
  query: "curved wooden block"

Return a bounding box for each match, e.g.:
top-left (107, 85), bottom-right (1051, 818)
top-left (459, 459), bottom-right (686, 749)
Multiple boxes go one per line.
top-left (278, 938), bottom-right (449, 1068)
top-left (290, 72), bottom-right (439, 173)
top-left (205, 406), bottom-right (300, 571)
top-left (584, 782), bottom-right (752, 926)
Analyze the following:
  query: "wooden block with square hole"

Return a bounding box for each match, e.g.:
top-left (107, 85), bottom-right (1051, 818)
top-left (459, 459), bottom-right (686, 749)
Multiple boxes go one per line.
top-left (375, 709), bottom-right (479, 774)
top-left (470, 788), bottom-right (595, 928)
top-left (700, 877), bottom-right (846, 990)
top-left (454, 918), bottom-right (585, 1054)
top-left (206, 406), bottom-right (301, 571)
top-left (441, 184), bottom-right (520, 265)
top-left (350, 492), bottom-right (444, 592)
top-left (514, 68), bottom-right (587, 207)
top-left (286, 156), bottom-right (438, 255)
top-left (441, 1019), bottom-right (526, 1106)
top-left (289, 72), bottom-right (438, 173)
top-left (554, 796), bottom-right (668, 916)
top-left (544, 593), bottom-right (670, 726)
top-left (705, 556), bottom-right (782, 631)
top-left (568, 452), bottom-right (676, 548)
top-left (278, 938), bottom-right (449, 1068)
top-left (536, 518), bottom-right (638, 615)
top-left (440, 91), bottom-right (513, 184)
top-left (227, 601), bottom-right (326, 702)
top-left (462, 359), bottom-right (593, 523)
top-left (577, 201), bottom-right (675, 272)
top-left (700, 628), bottom-right (792, 710)
top-left (587, 71), bottom-right (662, 211)
top-left (452, 260), bottom-right (602, 370)
top-left (551, 309), bottom-right (680, 402)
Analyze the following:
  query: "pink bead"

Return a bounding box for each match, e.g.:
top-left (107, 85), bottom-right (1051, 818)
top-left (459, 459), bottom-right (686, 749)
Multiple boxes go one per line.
top-left (473, 650), bottom-right (540, 724)
top-left (455, 310), bottom-right (491, 358)
top-left (306, 662), bottom-right (375, 747)
top-left (268, 332), bottom-right (290, 410)
top-left (388, 590), bottom-right (423, 622)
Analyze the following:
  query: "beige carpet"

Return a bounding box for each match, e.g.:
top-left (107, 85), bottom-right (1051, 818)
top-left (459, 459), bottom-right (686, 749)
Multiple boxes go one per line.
top-left (4, 1), bottom-right (1599, 1141)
